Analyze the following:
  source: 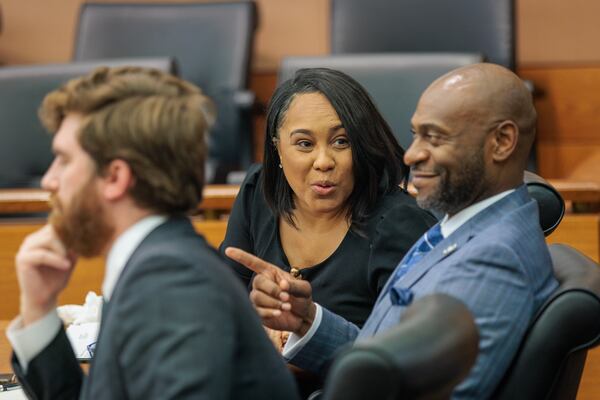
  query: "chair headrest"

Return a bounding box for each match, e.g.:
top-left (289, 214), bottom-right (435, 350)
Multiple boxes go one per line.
top-left (524, 171), bottom-right (565, 236)
top-left (323, 294), bottom-right (479, 400)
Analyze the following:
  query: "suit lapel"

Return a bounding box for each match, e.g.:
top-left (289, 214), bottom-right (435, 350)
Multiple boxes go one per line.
top-left (394, 186), bottom-right (531, 290)
top-left (399, 231), bottom-right (472, 288)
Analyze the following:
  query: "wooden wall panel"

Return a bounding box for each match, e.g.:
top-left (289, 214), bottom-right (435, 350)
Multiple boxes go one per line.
top-left (537, 143), bottom-right (600, 180)
top-left (252, 0), bottom-right (329, 72)
top-left (517, 0), bottom-right (600, 66)
top-left (546, 214), bottom-right (600, 262)
top-left (519, 67), bottom-right (600, 179)
top-left (0, 0), bottom-right (81, 64)
top-left (520, 67), bottom-right (600, 143)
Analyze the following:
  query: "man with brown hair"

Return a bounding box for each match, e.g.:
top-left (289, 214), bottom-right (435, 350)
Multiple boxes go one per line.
top-left (7, 67), bottom-right (298, 399)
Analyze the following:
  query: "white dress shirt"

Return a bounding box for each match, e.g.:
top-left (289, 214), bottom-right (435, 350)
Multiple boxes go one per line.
top-left (283, 189), bottom-right (515, 358)
top-left (6, 215), bottom-right (167, 372)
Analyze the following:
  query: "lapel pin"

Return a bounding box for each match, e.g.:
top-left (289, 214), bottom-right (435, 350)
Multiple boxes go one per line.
top-left (442, 243), bottom-right (458, 256)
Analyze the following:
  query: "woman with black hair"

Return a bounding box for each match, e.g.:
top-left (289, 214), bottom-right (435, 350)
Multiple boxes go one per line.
top-left (220, 68), bottom-right (435, 336)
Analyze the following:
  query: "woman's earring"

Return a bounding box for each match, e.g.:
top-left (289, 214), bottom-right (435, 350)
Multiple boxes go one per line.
top-left (278, 163), bottom-right (283, 169)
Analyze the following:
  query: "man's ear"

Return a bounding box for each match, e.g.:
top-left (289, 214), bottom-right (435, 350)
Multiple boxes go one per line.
top-left (491, 120), bottom-right (519, 162)
top-left (101, 159), bottom-right (135, 201)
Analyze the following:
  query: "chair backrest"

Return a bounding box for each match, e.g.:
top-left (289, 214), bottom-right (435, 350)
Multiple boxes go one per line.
top-left (331, 0), bottom-right (515, 70)
top-left (279, 53), bottom-right (482, 150)
top-left (73, 2), bottom-right (258, 178)
top-left (493, 244), bottom-right (600, 400)
top-left (321, 294), bottom-right (479, 400)
top-left (524, 171), bottom-right (566, 236)
top-left (0, 58), bottom-right (176, 188)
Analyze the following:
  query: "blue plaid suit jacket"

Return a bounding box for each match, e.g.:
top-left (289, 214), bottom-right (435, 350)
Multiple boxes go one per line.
top-left (288, 185), bottom-right (558, 399)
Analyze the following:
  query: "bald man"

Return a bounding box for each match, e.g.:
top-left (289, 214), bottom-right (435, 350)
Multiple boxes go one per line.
top-left (226, 63), bottom-right (558, 398)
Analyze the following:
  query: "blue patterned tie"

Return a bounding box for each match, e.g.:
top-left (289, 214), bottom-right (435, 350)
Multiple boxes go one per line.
top-left (387, 223), bottom-right (444, 305)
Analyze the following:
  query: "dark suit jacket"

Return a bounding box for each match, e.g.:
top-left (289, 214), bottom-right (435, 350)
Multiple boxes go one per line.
top-left (13, 216), bottom-right (299, 400)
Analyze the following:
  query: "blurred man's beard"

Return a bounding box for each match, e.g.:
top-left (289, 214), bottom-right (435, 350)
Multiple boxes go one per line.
top-left (49, 179), bottom-right (114, 258)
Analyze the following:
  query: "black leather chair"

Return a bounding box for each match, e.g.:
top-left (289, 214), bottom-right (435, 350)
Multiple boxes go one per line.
top-left (331, 0), bottom-right (515, 71)
top-left (0, 58), bottom-right (176, 189)
top-left (524, 171), bottom-right (566, 236)
top-left (317, 294), bottom-right (479, 400)
top-left (73, 2), bottom-right (258, 182)
top-left (493, 244), bottom-right (600, 399)
top-left (279, 53), bottom-right (482, 150)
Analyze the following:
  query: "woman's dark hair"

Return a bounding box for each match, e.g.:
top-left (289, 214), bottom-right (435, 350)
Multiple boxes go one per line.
top-left (263, 67), bottom-right (409, 227)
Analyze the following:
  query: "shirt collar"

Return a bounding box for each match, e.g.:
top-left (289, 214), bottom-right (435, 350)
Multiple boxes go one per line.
top-left (102, 215), bottom-right (167, 300)
top-left (440, 189), bottom-right (515, 238)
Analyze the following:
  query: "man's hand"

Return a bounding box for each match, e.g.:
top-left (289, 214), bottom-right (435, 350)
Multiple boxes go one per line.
top-left (225, 247), bottom-right (316, 337)
top-left (15, 225), bottom-right (76, 326)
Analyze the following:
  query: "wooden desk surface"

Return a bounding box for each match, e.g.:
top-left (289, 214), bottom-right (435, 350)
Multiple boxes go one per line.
top-left (550, 179), bottom-right (600, 204)
top-left (0, 185), bottom-right (240, 214)
top-left (0, 180), bottom-right (597, 215)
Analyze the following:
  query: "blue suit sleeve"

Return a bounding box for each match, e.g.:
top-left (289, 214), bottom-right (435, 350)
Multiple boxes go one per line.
top-left (287, 307), bottom-right (360, 377)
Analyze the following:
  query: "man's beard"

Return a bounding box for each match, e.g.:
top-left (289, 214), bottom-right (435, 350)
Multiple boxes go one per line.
top-left (416, 150), bottom-right (487, 216)
top-left (49, 179), bottom-right (115, 258)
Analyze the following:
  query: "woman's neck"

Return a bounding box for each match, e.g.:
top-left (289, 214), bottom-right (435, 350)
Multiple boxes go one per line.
top-left (279, 206), bottom-right (351, 269)
top-left (291, 205), bottom-right (350, 233)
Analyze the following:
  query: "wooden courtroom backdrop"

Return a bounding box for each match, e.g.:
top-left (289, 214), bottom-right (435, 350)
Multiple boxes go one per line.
top-left (1, 0), bottom-right (600, 398)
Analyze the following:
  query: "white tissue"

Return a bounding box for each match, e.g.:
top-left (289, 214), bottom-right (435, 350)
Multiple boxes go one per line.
top-left (57, 291), bottom-right (103, 326)
top-left (57, 291), bottom-right (103, 359)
